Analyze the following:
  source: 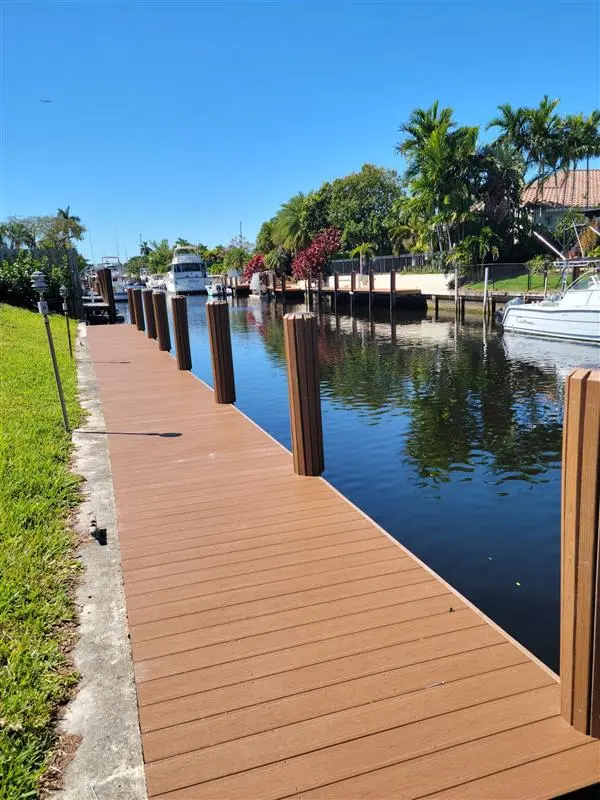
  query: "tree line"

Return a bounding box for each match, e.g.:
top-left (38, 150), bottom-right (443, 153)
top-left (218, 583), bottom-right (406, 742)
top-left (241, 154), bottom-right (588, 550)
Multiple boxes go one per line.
top-left (249, 97), bottom-right (600, 278)
top-left (0, 207), bottom-right (86, 250)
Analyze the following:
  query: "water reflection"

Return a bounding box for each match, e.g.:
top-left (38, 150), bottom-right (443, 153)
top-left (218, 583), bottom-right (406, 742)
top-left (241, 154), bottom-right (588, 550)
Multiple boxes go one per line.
top-left (181, 295), bottom-right (598, 671)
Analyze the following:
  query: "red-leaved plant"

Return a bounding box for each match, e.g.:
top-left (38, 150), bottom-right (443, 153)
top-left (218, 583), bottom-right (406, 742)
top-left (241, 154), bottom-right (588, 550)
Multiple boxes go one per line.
top-left (243, 253), bottom-right (265, 282)
top-left (292, 228), bottom-right (341, 281)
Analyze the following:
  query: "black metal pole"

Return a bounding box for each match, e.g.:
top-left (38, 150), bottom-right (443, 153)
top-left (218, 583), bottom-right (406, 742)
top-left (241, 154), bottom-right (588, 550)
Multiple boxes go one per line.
top-left (63, 300), bottom-right (73, 358)
top-left (43, 314), bottom-right (70, 432)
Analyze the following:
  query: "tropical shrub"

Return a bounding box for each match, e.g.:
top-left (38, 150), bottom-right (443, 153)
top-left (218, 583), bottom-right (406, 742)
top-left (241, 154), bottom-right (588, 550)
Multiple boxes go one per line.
top-left (0, 252), bottom-right (73, 310)
top-left (243, 253), bottom-right (265, 282)
top-left (292, 228), bottom-right (341, 281)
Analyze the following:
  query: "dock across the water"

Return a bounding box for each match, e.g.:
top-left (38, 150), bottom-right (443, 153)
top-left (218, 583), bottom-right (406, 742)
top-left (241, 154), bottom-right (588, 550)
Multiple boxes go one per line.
top-left (86, 318), bottom-right (600, 799)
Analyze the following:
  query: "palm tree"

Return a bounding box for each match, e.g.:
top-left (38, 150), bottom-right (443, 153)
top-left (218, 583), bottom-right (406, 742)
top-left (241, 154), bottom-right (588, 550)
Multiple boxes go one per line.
top-left (396, 102), bottom-right (454, 179)
top-left (57, 206), bottom-right (85, 244)
top-left (487, 103), bottom-right (528, 151)
top-left (272, 193), bottom-right (311, 252)
top-left (264, 246), bottom-right (291, 276)
top-left (4, 220), bottom-right (35, 250)
top-left (139, 240), bottom-right (152, 257)
top-left (350, 242), bottom-right (376, 275)
top-left (525, 96), bottom-right (561, 195)
top-left (474, 142), bottom-right (525, 236)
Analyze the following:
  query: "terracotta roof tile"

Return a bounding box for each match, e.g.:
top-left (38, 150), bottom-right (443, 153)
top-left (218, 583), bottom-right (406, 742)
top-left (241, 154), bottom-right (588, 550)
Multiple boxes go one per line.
top-left (522, 169), bottom-right (600, 208)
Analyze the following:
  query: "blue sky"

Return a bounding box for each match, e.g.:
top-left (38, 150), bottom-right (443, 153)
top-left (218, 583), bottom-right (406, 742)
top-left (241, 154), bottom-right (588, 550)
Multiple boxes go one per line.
top-left (2, 0), bottom-right (599, 262)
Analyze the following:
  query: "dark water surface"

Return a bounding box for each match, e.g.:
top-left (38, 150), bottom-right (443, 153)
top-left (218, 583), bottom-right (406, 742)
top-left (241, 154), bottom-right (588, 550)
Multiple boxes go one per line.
top-left (153, 295), bottom-right (598, 672)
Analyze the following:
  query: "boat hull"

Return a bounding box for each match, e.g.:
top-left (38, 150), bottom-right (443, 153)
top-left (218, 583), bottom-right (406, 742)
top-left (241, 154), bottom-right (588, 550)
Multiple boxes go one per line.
top-left (501, 305), bottom-right (600, 343)
top-left (165, 276), bottom-right (209, 294)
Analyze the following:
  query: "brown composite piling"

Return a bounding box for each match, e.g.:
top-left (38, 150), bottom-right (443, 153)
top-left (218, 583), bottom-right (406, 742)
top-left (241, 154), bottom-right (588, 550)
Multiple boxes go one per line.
top-left (96, 267), bottom-right (116, 323)
top-left (126, 287), bottom-right (136, 324)
top-left (142, 289), bottom-right (157, 340)
top-left (283, 312), bottom-right (324, 476)
top-left (152, 291), bottom-right (171, 351)
top-left (132, 288), bottom-right (145, 332)
top-left (281, 273), bottom-right (286, 304)
top-left (171, 294), bottom-right (191, 370)
top-left (206, 300), bottom-right (235, 404)
top-left (560, 368), bottom-right (600, 737)
top-left (368, 270), bottom-right (375, 314)
top-left (390, 269), bottom-right (396, 311)
top-left (334, 271), bottom-right (339, 312)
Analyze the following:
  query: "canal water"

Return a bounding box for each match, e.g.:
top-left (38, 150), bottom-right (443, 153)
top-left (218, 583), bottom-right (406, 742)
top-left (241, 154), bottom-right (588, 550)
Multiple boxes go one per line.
top-left (150, 295), bottom-right (598, 672)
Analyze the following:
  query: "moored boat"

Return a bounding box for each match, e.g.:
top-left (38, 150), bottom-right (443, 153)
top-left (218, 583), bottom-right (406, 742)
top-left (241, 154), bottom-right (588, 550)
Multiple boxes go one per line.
top-left (165, 246), bottom-right (209, 294)
top-left (500, 261), bottom-right (600, 343)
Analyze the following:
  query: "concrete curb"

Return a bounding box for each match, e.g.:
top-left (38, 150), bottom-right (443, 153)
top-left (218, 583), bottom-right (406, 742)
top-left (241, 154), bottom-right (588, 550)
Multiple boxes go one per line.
top-left (53, 324), bottom-right (147, 800)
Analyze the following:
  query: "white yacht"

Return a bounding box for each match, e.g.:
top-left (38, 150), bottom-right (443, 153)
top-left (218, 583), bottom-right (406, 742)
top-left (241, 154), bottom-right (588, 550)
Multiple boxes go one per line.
top-left (165, 246), bottom-right (209, 294)
top-left (500, 262), bottom-right (600, 343)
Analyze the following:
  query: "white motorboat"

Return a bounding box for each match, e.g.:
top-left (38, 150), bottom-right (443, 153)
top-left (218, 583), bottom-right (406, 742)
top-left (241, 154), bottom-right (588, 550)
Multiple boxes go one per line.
top-left (165, 246), bottom-right (209, 294)
top-left (206, 276), bottom-right (232, 298)
top-left (147, 274), bottom-right (166, 290)
top-left (500, 262), bottom-right (600, 343)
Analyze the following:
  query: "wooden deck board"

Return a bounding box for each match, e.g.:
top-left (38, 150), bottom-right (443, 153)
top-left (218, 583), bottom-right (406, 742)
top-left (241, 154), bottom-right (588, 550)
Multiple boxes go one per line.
top-left (87, 325), bottom-right (600, 799)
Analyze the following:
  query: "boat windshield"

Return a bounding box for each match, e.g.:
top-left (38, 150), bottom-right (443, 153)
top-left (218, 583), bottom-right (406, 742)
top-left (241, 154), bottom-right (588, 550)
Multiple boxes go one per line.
top-left (174, 264), bottom-right (205, 274)
top-left (568, 270), bottom-right (600, 292)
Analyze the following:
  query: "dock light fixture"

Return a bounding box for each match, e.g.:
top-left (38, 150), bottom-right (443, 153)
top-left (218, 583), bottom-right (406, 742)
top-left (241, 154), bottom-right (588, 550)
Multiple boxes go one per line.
top-left (31, 271), bottom-right (70, 432)
top-left (59, 284), bottom-right (73, 358)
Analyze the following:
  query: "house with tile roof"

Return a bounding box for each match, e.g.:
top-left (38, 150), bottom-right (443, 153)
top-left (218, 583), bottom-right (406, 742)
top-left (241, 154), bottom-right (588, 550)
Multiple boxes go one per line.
top-left (522, 169), bottom-right (600, 230)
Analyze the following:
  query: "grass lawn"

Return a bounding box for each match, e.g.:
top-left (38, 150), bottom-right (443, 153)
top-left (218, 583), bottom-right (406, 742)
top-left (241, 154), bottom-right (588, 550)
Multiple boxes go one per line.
top-left (464, 272), bottom-right (572, 293)
top-left (0, 305), bottom-right (82, 799)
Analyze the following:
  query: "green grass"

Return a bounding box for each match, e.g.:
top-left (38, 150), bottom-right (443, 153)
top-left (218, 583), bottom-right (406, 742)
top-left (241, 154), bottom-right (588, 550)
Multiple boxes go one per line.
top-left (465, 273), bottom-right (551, 292)
top-left (0, 305), bottom-right (82, 799)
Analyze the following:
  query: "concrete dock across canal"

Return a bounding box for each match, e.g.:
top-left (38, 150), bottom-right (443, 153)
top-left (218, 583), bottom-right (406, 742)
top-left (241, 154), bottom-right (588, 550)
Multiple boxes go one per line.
top-left (87, 323), bottom-right (600, 799)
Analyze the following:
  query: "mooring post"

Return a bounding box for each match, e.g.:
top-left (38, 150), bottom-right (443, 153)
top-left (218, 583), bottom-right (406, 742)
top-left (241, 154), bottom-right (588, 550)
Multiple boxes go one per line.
top-left (142, 288), bottom-right (157, 340)
top-left (126, 287), bottom-right (136, 325)
top-left (483, 267), bottom-right (490, 317)
top-left (454, 268), bottom-right (459, 316)
top-left (368, 270), bottom-right (375, 315)
top-left (334, 271), bottom-right (339, 313)
top-left (206, 301), bottom-right (235, 404)
top-left (132, 288), bottom-right (145, 332)
top-left (152, 291), bottom-right (171, 351)
top-left (350, 270), bottom-right (356, 315)
top-left (560, 368), bottom-right (600, 738)
top-left (433, 295), bottom-right (439, 319)
top-left (97, 267), bottom-right (116, 323)
top-left (317, 273), bottom-right (323, 304)
top-left (460, 296), bottom-right (466, 320)
top-left (281, 273), bottom-right (286, 308)
top-left (171, 294), bottom-right (192, 370)
top-left (283, 312), bottom-right (324, 476)
top-left (389, 269), bottom-right (396, 312)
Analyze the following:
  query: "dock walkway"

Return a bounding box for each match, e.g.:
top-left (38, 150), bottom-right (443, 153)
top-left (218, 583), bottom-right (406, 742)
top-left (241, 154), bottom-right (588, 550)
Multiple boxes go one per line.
top-left (87, 324), bottom-right (599, 799)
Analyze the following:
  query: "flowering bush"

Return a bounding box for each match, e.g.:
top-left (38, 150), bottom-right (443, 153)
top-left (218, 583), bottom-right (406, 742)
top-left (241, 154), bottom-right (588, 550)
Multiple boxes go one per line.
top-left (243, 253), bottom-right (265, 282)
top-left (291, 228), bottom-right (341, 281)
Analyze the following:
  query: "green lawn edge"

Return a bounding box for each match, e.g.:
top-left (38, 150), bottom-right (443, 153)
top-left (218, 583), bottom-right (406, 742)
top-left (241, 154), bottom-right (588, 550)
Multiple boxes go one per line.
top-left (0, 305), bottom-right (83, 799)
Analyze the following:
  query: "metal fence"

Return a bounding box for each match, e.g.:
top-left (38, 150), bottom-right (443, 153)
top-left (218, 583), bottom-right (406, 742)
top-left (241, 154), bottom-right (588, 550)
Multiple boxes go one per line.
top-left (330, 253), bottom-right (433, 275)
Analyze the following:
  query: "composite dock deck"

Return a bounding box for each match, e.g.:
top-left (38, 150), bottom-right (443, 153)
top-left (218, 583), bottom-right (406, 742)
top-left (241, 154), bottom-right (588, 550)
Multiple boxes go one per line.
top-left (87, 324), bottom-right (600, 799)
